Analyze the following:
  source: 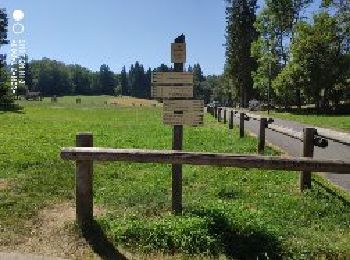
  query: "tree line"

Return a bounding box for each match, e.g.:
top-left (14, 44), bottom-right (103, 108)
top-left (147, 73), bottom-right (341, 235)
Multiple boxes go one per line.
top-left (224, 0), bottom-right (350, 111)
top-left (9, 57), bottom-right (210, 101)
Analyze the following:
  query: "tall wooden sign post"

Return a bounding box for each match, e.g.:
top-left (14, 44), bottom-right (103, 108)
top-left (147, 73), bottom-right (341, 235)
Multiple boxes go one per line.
top-left (172, 35), bottom-right (185, 215)
top-left (151, 34), bottom-right (204, 215)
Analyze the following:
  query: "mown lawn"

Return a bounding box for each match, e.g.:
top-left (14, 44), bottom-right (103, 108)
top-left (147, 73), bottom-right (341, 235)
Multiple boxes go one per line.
top-left (259, 111), bottom-right (350, 132)
top-left (1, 96), bottom-right (350, 259)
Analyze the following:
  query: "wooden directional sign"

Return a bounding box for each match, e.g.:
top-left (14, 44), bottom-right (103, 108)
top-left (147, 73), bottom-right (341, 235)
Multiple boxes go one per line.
top-left (163, 113), bottom-right (203, 126)
top-left (171, 43), bottom-right (186, 63)
top-left (163, 100), bottom-right (204, 126)
top-left (164, 100), bottom-right (204, 113)
top-left (152, 72), bottom-right (193, 85)
top-left (151, 85), bottom-right (193, 98)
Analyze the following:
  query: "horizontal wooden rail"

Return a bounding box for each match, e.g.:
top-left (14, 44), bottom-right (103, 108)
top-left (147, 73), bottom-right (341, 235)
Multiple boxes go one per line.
top-left (316, 127), bottom-right (350, 146)
top-left (61, 147), bottom-right (350, 173)
top-left (268, 123), bottom-right (303, 141)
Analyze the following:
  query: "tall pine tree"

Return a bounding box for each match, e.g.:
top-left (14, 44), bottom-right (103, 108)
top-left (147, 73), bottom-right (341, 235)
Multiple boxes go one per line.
top-left (120, 66), bottom-right (129, 96)
top-left (225, 0), bottom-right (258, 107)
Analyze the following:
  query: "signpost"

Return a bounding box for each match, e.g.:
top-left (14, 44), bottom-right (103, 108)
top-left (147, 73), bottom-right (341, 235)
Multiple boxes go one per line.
top-left (151, 34), bottom-right (204, 214)
top-left (152, 72), bottom-right (193, 84)
top-left (151, 85), bottom-right (193, 98)
top-left (171, 42), bottom-right (186, 63)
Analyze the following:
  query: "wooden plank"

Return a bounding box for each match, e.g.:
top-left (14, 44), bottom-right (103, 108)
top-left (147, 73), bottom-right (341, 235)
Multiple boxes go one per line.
top-left (268, 124), bottom-right (303, 141)
top-left (152, 72), bottom-right (193, 84)
top-left (163, 113), bottom-right (203, 126)
top-left (171, 43), bottom-right (186, 63)
top-left (316, 127), bottom-right (350, 146)
top-left (151, 85), bottom-right (193, 98)
top-left (60, 147), bottom-right (350, 173)
top-left (163, 100), bottom-right (204, 113)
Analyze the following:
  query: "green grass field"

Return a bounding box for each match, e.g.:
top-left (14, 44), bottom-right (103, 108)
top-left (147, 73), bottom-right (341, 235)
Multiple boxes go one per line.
top-left (259, 111), bottom-right (350, 132)
top-left (1, 96), bottom-right (350, 259)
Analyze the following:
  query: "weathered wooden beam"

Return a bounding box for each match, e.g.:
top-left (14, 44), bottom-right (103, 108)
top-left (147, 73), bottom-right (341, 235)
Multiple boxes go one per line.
top-left (60, 147), bottom-right (350, 173)
top-left (300, 128), bottom-right (315, 191)
top-left (267, 123), bottom-right (303, 141)
top-left (258, 118), bottom-right (267, 154)
top-left (239, 113), bottom-right (245, 138)
top-left (75, 133), bottom-right (93, 230)
top-left (316, 127), bottom-right (350, 146)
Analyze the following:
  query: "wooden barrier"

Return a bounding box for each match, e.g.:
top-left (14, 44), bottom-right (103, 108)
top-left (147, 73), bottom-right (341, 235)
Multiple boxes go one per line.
top-left (229, 110), bottom-right (234, 129)
top-left (214, 107), bottom-right (218, 118)
top-left (316, 127), bottom-right (350, 146)
top-left (61, 133), bottom-right (350, 225)
top-left (239, 113), bottom-right (245, 138)
top-left (218, 108), bottom-right (222, 122)
top-left (76, 133), bottom-right (93, 229)
top-left (223, 109), bottom-right (227, 124)
top-left (301, 128), bottom-right (315, 191)
top-left (258, 118), bottom-right (267, 154)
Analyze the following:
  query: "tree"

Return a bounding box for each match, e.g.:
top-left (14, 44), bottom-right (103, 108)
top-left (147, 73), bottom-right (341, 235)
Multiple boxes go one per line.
top-left (70, 64), bottom-right (92, 95)
top-left (154, 64), bottom-right (171, 72)
top-left (120, 66), bottom-right (129, 96)
top-left (99, 64), bottom-right (116, 95)
top-left (252, 0), bottom-right (313, 107)
top-left (275, 13), bottom-right (349, 110)
top-left (128, 61), bottom-right (149, 98)
top-left (0, 8), bottom-right (15, 109)
top-left (192, 63), bottom-right (206, 99)
top-left (225, 0), bottom-right (258, 107)
top-left (323, 0), bottom-right (350, 53)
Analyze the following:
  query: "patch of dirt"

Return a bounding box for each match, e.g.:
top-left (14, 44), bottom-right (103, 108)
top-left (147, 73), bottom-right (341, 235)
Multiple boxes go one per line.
top-left (1, 202), bottom-right (107, 260)
top-left (0, 179), bottom-right (10, 191)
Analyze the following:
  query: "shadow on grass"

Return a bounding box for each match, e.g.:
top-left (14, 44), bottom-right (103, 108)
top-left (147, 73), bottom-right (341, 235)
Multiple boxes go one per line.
top-left (190, 208), bottom-right (283, 259)
top-left (313, 178), bottom-right (350, 207)
top-left (82, 220), bottom-right (128, 260)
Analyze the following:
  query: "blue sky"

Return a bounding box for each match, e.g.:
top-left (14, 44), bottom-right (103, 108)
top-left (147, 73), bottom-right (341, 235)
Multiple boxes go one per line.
top-left (2, 0), bottom-right (321, 75)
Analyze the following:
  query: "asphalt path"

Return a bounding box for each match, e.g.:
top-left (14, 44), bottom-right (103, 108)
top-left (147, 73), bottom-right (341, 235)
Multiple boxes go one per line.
top-left (217, 109), bottom-right (350, 191)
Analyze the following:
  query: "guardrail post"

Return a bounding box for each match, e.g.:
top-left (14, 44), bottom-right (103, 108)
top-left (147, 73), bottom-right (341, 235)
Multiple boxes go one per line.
top-left (218, 108), bottom-right (222, 122)
top-left (76, 133), bottom-right (93, 229)
top-left (214, 107), bottom-right (218, 118)
top-left (229, 110), bottom-right (234, 129)
top-left (223, 109), bottom-right (227, 124)
top-left (239, 113), bottom-right (245, 138)
top-left (258, 118), bottom-right (267, 154)
top-left (300, 128), bottom-right (316, 191)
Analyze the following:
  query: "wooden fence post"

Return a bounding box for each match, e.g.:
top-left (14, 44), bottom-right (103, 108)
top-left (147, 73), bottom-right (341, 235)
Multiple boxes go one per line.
top-left (214, 107), bottom-right (218, 118)
top-left (258, 118), bottom-right (267, 154)
top-left (218, 108), bottom-right (222, 122)
top-left (239, 113), bottom-right (245, 138)
top-left (229, 110), bottom-right (234, 129)
top-left (300, 128), bottom-right (316, 191)
top-left (223, 109), bottom-right (227, 124)
top-left (76, 133), bottom-right (93, 229)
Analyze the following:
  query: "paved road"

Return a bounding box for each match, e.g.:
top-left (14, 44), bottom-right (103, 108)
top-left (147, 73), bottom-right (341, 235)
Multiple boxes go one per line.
top-left (218, 109), bottom-right (350, 191)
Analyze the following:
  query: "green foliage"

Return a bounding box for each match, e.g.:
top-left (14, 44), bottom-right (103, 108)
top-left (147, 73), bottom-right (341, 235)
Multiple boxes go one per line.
top-left (278, 13), bottom-right (349, 108)
top-left (120, 66), bottom-right (129, 96)
top-left (0, 8), bottom-right (15, 110)
top-left (128, 61), bottom-right (150, 99)
top-left (225, 0), bottom-right (258, 107)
